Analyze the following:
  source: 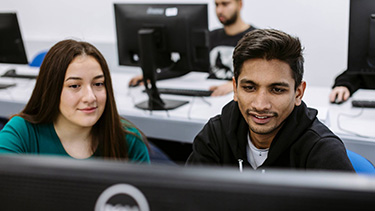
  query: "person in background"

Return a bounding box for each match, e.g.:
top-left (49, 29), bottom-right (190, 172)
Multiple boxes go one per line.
top-left (329, 70), bottom-right (375, 103)
top-left (207, 0), bottom-right (256, 96)
top-left (186, 29), bottom-right (354, 172)
top-left (129, 0), bottom-right (256, 97)
top-left (0, 39), bottom-right (150, 163)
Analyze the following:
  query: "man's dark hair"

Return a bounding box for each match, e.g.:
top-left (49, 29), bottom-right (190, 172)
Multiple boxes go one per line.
top-left (233, 29), bottom-right (304, 89)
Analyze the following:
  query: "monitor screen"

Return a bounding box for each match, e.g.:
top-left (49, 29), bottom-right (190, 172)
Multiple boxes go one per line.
top-left (0, 13), bottom-right (28, 64)
top-left (114, 4), bottom-right (210, 110)
top-left (0, 155), bottom-right (374, 210)
top-left (114, 4), bottom-right (209, 73)
top-left (347, 0), bottom-right (375, 74)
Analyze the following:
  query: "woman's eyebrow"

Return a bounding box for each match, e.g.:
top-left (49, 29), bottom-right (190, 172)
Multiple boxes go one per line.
top-left (65, 76), bottom-right (82, 82)
top-left (93, 75), bottom-right (104, 79)
top-left (65, 74), bottom-right (104, 82)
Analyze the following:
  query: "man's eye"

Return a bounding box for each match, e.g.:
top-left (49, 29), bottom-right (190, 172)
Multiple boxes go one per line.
top-left (273, 88), bottom-right (286, 93)
top-left (243, 86), bottom-right (255, 91)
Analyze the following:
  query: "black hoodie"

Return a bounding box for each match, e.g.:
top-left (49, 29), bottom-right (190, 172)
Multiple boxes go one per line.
top-left (333, 70), bottom-right (375, 95)
top-left (186, 100), bottom-right (354, 172)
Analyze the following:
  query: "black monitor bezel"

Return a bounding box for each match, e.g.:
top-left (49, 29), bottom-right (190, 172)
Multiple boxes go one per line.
top-left (0, 155), bottom-right (374, 210)
top-left (347, 0), bottom-right (375, 74)
top-left (0, 12), bottom-right (28, 65)
top-left (113, 3), bottom-right (210, 110)
top-left (114, 3), bottom-right (209, 73)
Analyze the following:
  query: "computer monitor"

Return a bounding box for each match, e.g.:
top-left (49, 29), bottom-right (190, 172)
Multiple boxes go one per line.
top-left (0, 155), bottom-right (375, 210)
top-left (0, 13), bottom-right (28, 64)
top-left (114, 4), bottom-right (210, 110)
top-left (347, 0), bottom-right (375, 74)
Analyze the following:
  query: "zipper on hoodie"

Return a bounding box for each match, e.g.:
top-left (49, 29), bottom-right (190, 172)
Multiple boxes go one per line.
top-left (238, 159), bottom-right (243, 172)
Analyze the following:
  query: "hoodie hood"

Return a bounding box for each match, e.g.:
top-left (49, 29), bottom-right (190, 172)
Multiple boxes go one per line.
top-left (219, 100), bottom-right (318, 166)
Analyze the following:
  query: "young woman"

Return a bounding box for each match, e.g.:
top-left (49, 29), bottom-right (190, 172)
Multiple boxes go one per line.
top-left (0, 39), bottom-right (149, 163)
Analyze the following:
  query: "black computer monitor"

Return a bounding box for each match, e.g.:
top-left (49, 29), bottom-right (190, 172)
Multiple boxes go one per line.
top-left (0, 155), bottom-right (374, 211)
top-left (347, 0), bottom-right (375, 74)
top-left (114, 4), bottom-right (210, 110)
top-left (0, 13), bottom-right (28, 64)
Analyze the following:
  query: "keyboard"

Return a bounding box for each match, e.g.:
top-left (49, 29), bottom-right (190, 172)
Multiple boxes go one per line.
top-left (143, 88), bottom-right (213, 97)
top-left (1, 69), bottom-right (37, 79)
top-left (352, 100), bottom-right (375, 108)
top-left (0, 83), bottom-right (16, 89)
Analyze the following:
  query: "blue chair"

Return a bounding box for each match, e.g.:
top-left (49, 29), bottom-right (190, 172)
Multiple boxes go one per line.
top-left (29, 51), bottom-right (47, 67)
top-left (148, 141), bottom-right (177, 165)
top-left (347, 150), bottom-right (375, 175)
top-left (0, 117), bottom-right (8, 131)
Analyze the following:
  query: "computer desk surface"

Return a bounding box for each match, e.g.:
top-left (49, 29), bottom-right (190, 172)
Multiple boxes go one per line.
top-left (113, 71), bottom-right (230, 143)
top-left (0, 65), bottom-right (374, 162)
top-left (325, 89), bottom-right (375, 163)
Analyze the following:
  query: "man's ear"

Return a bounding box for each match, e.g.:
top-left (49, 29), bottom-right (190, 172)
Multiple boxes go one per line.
top-left (238, 0), bottom-right (243, 10)
top-left (233, 77), bottom-right (238, 102)
top-left (295, 81), bottom-right (306, 106)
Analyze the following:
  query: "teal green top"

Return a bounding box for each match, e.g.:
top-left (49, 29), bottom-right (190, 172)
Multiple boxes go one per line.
top-left (0, 116), bottom-right (150, 163)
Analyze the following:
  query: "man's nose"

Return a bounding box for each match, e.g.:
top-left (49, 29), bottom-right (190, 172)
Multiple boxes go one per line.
top-left (251, 90), bottom-right (272, 111)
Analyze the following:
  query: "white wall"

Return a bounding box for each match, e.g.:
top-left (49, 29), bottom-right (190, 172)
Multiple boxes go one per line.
top-left (0, 0), bottom-right (349, 87)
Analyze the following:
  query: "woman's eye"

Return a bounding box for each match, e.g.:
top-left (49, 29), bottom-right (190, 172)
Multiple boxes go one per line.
top-left (94, 82), bottom-right (105, 87)
top-left (69, 84), bottom-right (80, 89)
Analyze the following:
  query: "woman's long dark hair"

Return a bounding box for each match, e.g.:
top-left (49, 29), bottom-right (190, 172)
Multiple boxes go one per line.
top-left (18, 39), bottom-right (142, 159)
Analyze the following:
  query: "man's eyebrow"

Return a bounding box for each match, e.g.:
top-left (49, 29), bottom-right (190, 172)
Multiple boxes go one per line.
top-left (239, 79), bottom-right (291, 88)
top-left (270, 82), bottom-right (290, 87)
top-left (239, 79), bottom-right (256, 84)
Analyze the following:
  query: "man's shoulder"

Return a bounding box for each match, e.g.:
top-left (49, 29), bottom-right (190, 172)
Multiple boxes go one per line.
top-left (206, 114), bottom-right (223, 128)
top-left (209, 28), bottom-right (226, 40)
top-left (308, 118), bottom-right (339, 139)
top-left (239, 25), bottom-right (257, 36)
top-left (210, 28), bottom-right (225, 34)
top-left (209, 25), bottom-right (256, 37)
top-left (205, 101), bottom-right (239, 128)
top-left (293, 118), bottom-right (343, 150)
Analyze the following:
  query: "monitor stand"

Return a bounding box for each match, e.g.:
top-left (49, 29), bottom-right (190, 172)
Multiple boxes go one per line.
top-left (135, 99), bottom-right (188, 110)
top-left (135, 28), bottom-right (188, 110)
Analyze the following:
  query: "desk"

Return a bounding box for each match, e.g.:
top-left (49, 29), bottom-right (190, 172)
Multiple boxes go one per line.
top-left (325, 90), bottom-right (375, 163)
top-left (0, 65), bottom-right (37, 117)
top-left (0, 65), bottom-right (374, 162)
top-left (113, 71), bottom-right (230, 143)
top-left (302, 86), bottom-right (375, 163)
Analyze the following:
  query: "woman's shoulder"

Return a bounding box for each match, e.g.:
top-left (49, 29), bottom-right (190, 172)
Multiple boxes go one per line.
top-left (120, 119), bottom-right (150, 163)
top-left (6, 116), bottom-right (31, 129)
top-left (0, 116), bottom-right (35, 153)
top-left (7, 116), bottom-right (50, 130)
top-left (120, 119), bottom-right (141, 136)
top-left (4, 116), bottom-right (52, 137)
top-left (122, 122), bottom-right (143, 145)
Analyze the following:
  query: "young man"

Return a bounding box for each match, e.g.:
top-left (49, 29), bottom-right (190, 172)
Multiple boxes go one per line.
top-left (129, 0), bottom-right (256, 97)
top-left (186, 29), bottom-right (354, 172)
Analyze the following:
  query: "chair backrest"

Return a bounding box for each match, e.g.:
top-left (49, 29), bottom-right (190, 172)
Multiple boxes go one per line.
top-left (29, 51), bottom-right (47, 67)
top-left (347, 149), bottom-right (375, 175)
